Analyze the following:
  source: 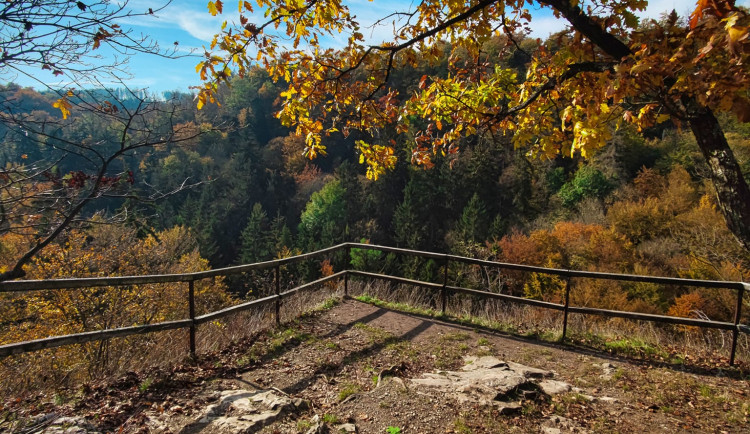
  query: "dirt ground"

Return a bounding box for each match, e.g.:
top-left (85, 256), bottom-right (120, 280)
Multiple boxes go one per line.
top-left (3, 298), bottom-right (749, 433)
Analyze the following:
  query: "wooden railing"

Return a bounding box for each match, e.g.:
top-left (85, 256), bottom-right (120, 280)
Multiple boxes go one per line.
top-left (1, 243), bottom-right (747, 365)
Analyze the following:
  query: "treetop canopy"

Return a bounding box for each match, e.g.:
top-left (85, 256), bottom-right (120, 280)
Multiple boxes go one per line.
top-left (198, 0), bottom-right (750, 175)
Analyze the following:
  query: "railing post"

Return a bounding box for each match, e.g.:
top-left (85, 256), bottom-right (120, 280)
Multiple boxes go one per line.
top-left (188, 279), bottom-right (196, 359)
top-left (441, 256), bottom-right (449, 316)
top-left (730, 283), bottom-right (746, 366)
top-left (561, 275), bottom-right (571, 342)
top-left (344, 245), bottom-right (350, 297)
top-left (275, 265), bottom-right (281, 326)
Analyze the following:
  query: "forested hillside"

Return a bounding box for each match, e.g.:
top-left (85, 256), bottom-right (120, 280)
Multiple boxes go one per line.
top-left (3, 30), bottom-right (750, 320)
top-left (2, 1), bottom-right (750, 394)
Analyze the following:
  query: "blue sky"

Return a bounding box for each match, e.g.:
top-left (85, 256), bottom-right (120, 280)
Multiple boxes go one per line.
top-left (3, 0), bottom-right (744, 94)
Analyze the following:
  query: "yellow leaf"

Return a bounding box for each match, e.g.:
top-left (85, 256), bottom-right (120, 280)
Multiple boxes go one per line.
top-left (727, 25), bottom-right (748, 43)
top-left (656, 114), bottom-right (670, 124)
top-left (208, 1), bottom-right (218, 16)
top-left (53, 96), bottom-right (72, 119)
top-left (629, 63), bottom-right (650, 75)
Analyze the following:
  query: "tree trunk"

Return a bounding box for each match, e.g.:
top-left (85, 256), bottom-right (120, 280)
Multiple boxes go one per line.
top-left (542, 0), bottom-right (750, 252)
top-left (689, 108), bottom-right (750, 251)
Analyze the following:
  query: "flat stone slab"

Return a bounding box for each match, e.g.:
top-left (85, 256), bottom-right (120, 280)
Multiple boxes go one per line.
top-left (411, 356), bottom-right (566, 408)
top-left (188, 388), bottom-right (308, 433)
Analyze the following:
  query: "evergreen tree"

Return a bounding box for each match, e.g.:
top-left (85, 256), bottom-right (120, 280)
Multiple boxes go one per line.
top-left (269, 212), bottom-right (293, 255)
top-left (392, 181), bottom-right (425, 250)
top-left (238, 203), bottom-right (272, 264)
top-left (456, 193), bottom-right (488, 245)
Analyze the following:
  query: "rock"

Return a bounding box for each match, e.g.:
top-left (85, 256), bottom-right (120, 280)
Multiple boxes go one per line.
top-left (411, 356), bottom-right (564, 407)
top-left (597, 362), bottom-right (616, 380)
top-left (592, 396), bottom-right (619, 404)
top-left (496, 402), bottom-right (523, 415)
top-left (187, 388), bottom-right (308, 433)
top-left (504, 361), bottom-right (554, 378)
top-left (41, 416), bottom-right (100, 434)
top-left (462, 356), bottom-right (508, 370)
top-left (305, 415), bottom-right (326, 434)
top-left (335, 422), bottom-right (358, 432)
top-left (538, 380), bottom-right (572, 395)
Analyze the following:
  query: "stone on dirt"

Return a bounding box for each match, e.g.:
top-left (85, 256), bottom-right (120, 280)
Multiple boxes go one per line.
top-left (186, 387), bottom-right (308, 433)
top-left (41, 416), bottom-right (101, 433)
top-left (410, 356), bottom-right (568, 409)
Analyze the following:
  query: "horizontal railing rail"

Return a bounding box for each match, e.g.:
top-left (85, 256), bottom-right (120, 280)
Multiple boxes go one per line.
top-left (0, 243), bottom-right (347, 293)
top-left (348, 243), bottom-right (748, 290)
top-left (0, 242), bottom-right (746, 365)
top-left (348, 243), bottom-right (747, 365)
top-left (0, 244), bottom-right (348, 358)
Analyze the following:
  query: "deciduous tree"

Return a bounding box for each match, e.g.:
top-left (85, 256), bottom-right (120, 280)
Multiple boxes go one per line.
top-left (0, 2), bottom-right (209, 280)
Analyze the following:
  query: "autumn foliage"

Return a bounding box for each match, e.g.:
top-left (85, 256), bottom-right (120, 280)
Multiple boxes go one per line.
top-left (489, 165), bottom-right (749, 324)
top-left (0, 224), bottom-right (233, 385)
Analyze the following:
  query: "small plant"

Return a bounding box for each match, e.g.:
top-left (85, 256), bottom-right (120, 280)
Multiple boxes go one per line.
top-left (338, 383), bottom-right (361, 401)
top-left (477, 337), bottom-right (490, 346)
top-left (453, 416), bottom-right (472, 434)
top-left (386, 426), bottom-right (402, 434)
top-left (319, 297), bottom-right (339, 310)
top-left (322, 413), bottom-right (340, 424)
top-left (441, 332), bottom-right (469, 341)
top-left (236, 355), bottom-right (253, 367)
top-left (138, 377), bottom-right (153, 393)
top-left (603, 338), bottom-right (668, 359)
top-left (613, 368), bottom-right (625, 381)
top-left (562, 392), bottom-right (590, 405)
top-left (297, 419), bottom-right (313, 430)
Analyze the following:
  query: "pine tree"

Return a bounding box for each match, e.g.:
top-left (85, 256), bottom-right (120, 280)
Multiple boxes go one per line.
top-left (238, 203), bottom-right (271, 264)
top-left (456, 193), bottom-right (488, 245)
top-left (269, 212), bottom-right (293, 256)
top-left (392, 181), bottom-right (425, 250)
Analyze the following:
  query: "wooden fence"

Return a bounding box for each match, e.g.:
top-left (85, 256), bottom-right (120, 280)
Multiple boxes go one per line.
top-left (0, 243), bottom-right (747, 365)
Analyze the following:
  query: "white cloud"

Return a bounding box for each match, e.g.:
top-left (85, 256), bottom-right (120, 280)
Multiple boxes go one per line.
top-left (173, 9), bottom-right (225, 41)
top-left (118, 1), bottom-right (242, 42)
top-left (528, 15), bottom-right (570, 39)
